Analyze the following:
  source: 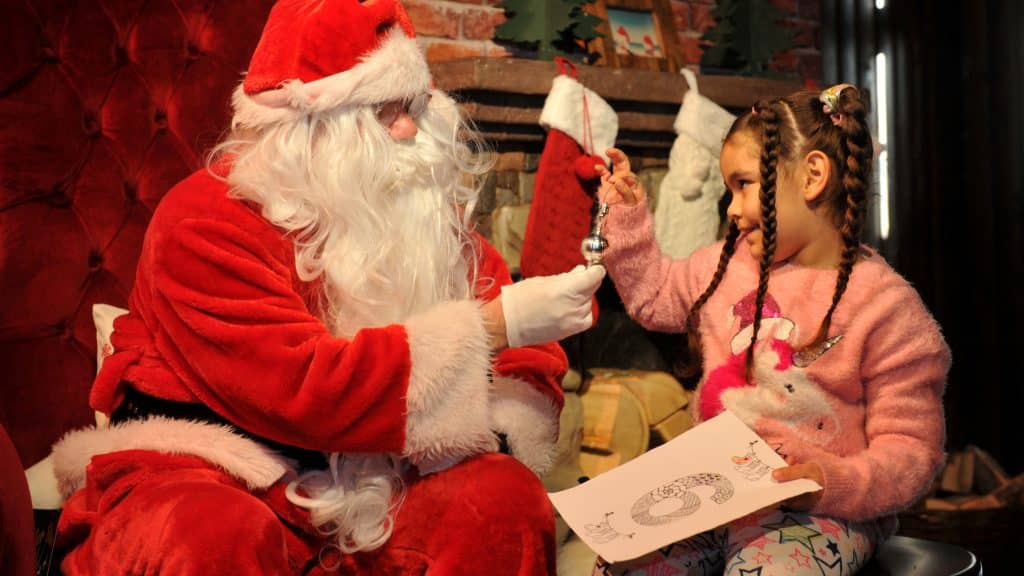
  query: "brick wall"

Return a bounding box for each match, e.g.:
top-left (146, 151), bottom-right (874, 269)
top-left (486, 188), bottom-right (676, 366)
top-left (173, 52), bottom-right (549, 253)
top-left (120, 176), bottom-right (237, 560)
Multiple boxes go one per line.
top-left (403, 0), bottom-right (511, 62)
top-left (404, 2), bottom-right (818, 368)
top-left (404, 0), bottom-right (823, 85)
top-left (405, 0), bottom-right (821, 277)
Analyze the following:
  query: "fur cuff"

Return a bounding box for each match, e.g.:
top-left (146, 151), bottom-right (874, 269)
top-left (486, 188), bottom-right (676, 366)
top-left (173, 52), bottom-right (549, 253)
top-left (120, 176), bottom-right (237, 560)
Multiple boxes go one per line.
top-left (403, 300), bottom-right (497, 472)
top-left (50, 417), bottom-right (293, 499)
top-left (490, 376), bottom-right (560, 476)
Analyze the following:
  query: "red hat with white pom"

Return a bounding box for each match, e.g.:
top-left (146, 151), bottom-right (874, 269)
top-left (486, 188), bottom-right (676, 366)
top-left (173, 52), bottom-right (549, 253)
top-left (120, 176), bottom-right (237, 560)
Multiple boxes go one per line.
top-left (232, 0), bottom-right (432, 127)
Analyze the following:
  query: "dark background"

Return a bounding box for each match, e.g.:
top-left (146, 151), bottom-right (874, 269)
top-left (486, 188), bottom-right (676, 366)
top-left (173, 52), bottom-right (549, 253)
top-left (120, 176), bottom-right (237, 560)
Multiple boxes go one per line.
top-left (824, 0), bottom-right (1024, 477)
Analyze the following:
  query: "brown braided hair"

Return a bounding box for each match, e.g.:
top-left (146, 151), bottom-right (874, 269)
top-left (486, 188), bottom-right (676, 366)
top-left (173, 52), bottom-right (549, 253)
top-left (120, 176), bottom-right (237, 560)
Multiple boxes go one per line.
top-left (675, 222), bottom-right (740, 384)
top-left (805, 87), bottom-right (873, 350)
top-left (746, 99), bottom-right (782, 380)
top-left (675, 86), bottom-right (873, 385)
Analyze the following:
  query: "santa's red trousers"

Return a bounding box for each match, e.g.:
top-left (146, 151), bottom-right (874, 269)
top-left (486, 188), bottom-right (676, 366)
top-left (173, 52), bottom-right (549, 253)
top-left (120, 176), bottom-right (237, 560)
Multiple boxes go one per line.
top-left (57, 450), bottom-right (555, 575)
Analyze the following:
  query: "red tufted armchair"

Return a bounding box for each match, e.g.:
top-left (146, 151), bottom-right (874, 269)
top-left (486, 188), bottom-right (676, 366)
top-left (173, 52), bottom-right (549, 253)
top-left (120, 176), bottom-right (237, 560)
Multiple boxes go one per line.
top-left (0, 0), bottom-right (276, 474)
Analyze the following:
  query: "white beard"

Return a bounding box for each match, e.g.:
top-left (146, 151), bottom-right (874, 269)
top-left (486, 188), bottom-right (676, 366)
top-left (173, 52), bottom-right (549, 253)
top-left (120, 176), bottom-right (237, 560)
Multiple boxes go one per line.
top-left (224, 97), bottom-right (482, 338)
top-left (319, 133), bottom-right (473, 338)
top-left (218, 95), bottom-right (489, 555)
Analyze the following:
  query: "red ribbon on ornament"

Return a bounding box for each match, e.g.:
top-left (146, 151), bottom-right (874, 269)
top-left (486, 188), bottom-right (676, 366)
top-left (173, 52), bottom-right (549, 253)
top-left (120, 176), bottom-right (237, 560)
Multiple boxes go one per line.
top-left (555, 57), bottom-right (603, 181)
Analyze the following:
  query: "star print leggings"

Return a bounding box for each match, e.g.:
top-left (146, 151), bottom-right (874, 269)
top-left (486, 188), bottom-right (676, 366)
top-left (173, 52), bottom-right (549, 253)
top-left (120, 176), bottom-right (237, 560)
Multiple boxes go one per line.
top-left (593, 507), bottom-right (889, 576)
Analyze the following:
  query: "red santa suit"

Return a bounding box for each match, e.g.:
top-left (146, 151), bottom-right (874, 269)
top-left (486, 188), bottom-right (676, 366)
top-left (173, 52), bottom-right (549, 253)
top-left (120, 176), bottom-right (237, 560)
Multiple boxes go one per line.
top-left (50, 1), bottom-right (567, 574)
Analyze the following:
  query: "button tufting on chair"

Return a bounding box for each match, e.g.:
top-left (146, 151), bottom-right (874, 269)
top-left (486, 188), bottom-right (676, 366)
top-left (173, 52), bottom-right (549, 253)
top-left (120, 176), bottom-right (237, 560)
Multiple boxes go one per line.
top-left (0, 0), bottom-right (278, 468)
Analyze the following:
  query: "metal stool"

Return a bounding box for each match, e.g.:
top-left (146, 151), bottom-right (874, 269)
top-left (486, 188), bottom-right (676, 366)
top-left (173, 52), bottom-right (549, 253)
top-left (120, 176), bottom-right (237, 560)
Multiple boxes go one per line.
top-left (861, 535), bottom-right (982, 575)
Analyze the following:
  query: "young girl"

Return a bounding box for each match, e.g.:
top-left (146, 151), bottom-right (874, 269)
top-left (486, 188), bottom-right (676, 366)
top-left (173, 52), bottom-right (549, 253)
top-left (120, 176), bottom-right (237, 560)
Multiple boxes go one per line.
top-left (591, 84), bottom-right (950, 575)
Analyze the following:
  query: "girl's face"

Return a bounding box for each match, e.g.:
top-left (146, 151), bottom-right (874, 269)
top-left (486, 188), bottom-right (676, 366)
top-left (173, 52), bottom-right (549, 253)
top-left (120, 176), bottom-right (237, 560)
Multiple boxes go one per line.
top-left (721, 132), bottom-right (834, 267)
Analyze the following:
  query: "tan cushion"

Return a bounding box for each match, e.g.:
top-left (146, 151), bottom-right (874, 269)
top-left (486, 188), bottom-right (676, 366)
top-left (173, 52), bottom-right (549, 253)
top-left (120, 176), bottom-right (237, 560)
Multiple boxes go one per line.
top-left (577, 369), bottom-right (692, 479)
top-left (578, 375), bottom-right (648, 478)
top-left (610, 369), bottom-right (692, 444)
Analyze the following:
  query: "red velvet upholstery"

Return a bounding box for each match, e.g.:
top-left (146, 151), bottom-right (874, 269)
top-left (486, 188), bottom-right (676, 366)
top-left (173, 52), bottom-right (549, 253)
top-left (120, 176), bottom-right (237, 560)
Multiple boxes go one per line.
top-left (0, 0), bottom-right (275, 467)
top-left (0, 423), bottom-right (33, 576)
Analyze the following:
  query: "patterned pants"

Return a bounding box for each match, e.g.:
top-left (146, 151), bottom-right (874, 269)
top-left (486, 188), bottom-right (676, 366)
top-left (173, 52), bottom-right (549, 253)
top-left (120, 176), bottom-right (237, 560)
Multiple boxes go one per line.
top-left (594, 507), bottom-right (885, 576)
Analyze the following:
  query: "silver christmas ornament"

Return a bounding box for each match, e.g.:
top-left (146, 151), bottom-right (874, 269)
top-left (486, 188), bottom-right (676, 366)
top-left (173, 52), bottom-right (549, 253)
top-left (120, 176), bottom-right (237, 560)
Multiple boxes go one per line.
top-left (581, 202), bottom-right (610, 267)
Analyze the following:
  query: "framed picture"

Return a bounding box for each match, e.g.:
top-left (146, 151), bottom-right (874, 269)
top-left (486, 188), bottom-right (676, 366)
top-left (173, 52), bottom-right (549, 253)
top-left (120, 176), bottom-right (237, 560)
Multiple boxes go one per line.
top-left (585, 0), bottom-right (681, 72)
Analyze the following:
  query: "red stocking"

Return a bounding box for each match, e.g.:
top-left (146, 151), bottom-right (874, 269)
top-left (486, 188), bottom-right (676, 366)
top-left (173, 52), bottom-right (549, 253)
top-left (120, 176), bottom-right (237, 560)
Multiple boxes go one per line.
top-left (520, 59), bottom-right (618, 280)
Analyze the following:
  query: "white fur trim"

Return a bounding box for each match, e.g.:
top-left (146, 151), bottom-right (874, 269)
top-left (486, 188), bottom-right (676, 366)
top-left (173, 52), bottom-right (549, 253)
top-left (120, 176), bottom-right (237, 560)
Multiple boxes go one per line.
top-left (539, 75), bottom-right (619, 163)
top-left (721, 343), bottom-right (841, 447)
top-left (403, 300), bottom-right (497, 473)
top-left (675, 69), bottom-right (736, 156)
top-left (490, 376), bottom-right (560, 476)
top-left (50, 417), bottom-right (293, 499)
top-left (232, 27), bottom-right (432, 127)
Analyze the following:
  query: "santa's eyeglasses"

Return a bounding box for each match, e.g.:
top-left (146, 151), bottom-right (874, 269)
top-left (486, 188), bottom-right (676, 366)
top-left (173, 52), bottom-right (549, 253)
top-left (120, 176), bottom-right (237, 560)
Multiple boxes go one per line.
top-left (375, 93), bottom-right (432, 127)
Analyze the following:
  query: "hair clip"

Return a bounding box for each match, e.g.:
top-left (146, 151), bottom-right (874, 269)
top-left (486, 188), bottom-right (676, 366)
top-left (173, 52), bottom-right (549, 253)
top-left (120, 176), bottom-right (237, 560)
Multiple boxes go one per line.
top-left (819, 83), bottom-right (854, 125)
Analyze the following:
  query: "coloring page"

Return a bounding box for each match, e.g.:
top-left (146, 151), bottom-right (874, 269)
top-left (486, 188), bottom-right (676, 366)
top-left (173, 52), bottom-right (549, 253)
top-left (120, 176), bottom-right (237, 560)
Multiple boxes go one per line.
top-left (548, 410), bottom-right (821, 562)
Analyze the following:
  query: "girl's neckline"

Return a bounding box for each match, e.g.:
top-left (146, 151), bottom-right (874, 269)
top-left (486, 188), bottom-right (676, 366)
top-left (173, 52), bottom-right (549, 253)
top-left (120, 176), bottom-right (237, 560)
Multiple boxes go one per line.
top-left (732, 241), bottom-right (877, 278)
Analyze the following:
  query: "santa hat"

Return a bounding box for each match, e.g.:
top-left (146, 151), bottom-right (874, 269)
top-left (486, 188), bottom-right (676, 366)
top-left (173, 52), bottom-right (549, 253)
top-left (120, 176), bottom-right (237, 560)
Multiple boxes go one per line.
top-left (232, 0), bottom-right (433, 127)
top-left (728, 290), bottom-right (795, 354)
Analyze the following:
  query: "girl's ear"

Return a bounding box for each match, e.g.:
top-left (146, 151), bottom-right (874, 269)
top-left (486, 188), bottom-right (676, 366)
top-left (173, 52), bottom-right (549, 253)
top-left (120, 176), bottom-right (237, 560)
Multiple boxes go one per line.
top-left (802, 150), bottom-right (832, 202)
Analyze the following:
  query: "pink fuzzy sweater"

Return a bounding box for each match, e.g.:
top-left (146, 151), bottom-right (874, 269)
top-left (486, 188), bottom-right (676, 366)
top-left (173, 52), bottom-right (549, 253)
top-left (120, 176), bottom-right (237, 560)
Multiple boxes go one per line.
top-left (603, 200), bottom-right (950, 521)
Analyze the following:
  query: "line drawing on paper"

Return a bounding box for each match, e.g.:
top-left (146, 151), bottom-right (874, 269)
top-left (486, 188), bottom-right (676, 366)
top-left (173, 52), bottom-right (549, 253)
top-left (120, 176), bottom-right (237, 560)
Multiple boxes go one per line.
top-left (732, 440), bottom-right (772, 481)
top-left (584, 512), bottom-right (636, 544)
top-left (630, 472), bottom-right (735, 526)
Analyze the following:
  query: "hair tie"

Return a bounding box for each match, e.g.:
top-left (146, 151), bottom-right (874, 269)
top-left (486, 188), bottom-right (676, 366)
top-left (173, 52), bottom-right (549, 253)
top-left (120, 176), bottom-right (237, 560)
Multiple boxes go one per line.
top-left (819, 83), bottom-right (854, 125)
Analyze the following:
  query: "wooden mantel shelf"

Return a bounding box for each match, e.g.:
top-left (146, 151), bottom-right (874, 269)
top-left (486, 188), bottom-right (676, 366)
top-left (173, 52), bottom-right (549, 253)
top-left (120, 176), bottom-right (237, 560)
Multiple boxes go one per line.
top-left (429, 58), bottom-right (803, 152)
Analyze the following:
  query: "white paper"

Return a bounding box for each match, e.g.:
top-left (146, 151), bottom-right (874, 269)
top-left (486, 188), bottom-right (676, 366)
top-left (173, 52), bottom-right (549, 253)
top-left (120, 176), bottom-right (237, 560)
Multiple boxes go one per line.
top-left (548, 410), bottom-right (821, 562)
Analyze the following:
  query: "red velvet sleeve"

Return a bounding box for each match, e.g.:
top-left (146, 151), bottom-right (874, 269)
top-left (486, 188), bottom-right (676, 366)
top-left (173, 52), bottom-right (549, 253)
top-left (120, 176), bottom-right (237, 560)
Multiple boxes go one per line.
top-left (147, 216), bottom-right (411, 453)
top-left (473, 236), bottom-right (568, 410)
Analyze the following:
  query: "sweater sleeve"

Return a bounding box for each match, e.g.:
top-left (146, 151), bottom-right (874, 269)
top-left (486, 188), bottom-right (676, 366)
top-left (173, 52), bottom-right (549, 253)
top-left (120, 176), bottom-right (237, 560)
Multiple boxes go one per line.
top-left (474, 236), bottom-right (568, 476)
top-left (810, 285), bottom-right (950, 520)
top-left (148, 216), bottom-right (496, 465)
top-left (602, 198), bottom-right (721, 333)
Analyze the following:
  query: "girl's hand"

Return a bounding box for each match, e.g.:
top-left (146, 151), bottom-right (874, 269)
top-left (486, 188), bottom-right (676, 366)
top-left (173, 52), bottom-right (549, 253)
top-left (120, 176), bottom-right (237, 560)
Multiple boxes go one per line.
top-left (772, 462), bottom-right (825, 511)
top-left (595, 147), bottom-right (645, 206)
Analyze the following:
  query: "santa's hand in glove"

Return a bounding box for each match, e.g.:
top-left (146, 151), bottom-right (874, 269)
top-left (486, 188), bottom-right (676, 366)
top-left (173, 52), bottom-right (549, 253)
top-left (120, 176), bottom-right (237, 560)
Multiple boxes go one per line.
top-left (481, 265), bottom-right (606, 350)
top-left (595, 147), bottom-right (645, 206)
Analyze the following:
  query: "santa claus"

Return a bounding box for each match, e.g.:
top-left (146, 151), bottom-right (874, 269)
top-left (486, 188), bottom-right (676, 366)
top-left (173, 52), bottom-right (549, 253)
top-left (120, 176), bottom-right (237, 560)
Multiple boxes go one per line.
top-left (50, 1), bottom-right (605, 573)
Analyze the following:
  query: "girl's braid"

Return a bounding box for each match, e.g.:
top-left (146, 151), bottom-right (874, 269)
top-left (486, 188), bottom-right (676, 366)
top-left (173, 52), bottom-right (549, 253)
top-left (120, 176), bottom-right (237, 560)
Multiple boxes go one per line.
top-left (676, 222), bottom-right (740, 385)
top-left (746, 100), bottom-right (781, 381)
top-left (805, 88), bottom-right (872, 349)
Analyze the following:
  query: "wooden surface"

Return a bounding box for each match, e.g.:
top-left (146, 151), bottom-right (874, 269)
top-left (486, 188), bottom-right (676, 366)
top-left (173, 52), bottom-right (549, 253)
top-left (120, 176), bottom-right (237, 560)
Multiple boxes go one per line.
top-left (430, 58), bottom-right (802, 107)
top-left (429, 57), bottom-right (803, 150)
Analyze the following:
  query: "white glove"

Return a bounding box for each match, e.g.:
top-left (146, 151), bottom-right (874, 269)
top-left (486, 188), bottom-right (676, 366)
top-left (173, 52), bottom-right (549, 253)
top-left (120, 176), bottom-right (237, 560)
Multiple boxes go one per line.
top-left (501, 265), bottom-right (606, 348)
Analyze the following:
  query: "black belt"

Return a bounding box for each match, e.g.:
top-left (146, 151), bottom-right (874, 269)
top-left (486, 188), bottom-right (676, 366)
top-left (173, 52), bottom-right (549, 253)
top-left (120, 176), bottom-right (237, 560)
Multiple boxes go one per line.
top-left (110, 385), bottom-right (327, 470)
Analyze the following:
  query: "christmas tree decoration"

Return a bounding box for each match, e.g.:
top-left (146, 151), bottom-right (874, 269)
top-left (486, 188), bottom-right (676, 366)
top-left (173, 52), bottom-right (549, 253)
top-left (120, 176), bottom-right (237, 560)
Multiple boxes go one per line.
top-left (700, 0), bottom-right (794, 77)
top-left (654, 69), bottom-right (735, 259)
top-left (495, 0), bottom-right (604, 61)
top-left (581, 202), bottom-right (610, 267)
top-left (520, 59), bottom-right (618, 279)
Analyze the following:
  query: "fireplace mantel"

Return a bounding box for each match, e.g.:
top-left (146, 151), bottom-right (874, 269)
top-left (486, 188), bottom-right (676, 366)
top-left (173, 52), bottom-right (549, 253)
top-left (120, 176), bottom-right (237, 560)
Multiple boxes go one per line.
top-left (429, 58), bottom-right (803, 153)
